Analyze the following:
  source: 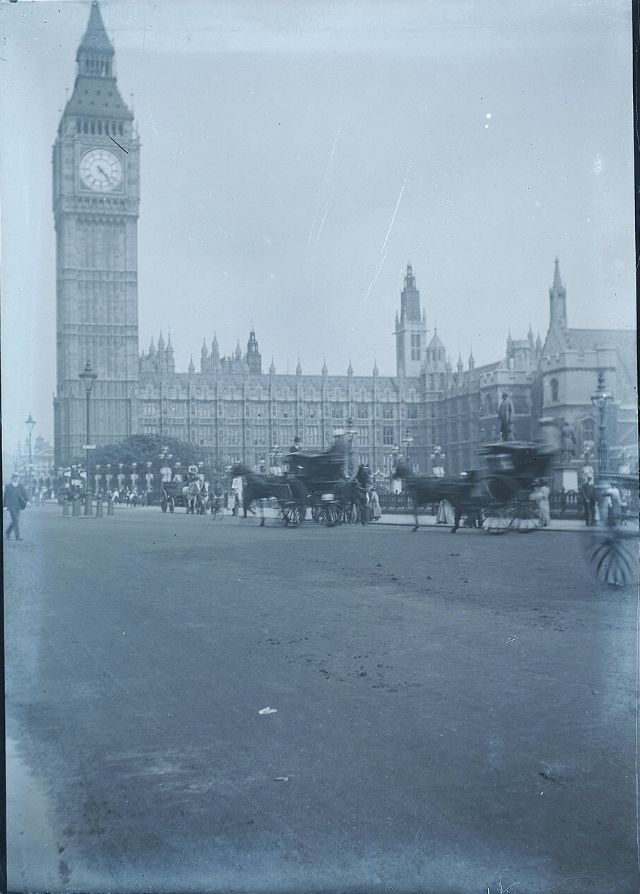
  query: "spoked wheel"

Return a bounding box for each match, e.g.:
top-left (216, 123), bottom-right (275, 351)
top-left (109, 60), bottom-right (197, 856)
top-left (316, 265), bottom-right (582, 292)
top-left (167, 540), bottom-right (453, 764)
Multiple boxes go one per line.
top-left (587, 527), bottom-right (637, 588)
top-left (161, 498), bottom-right (168, 513)
top-left (322, 503), bottom-right (340, 527)
top-left (311, 505), bottom-right (322, 523)
top-left (482, 504), bottom-right (511, 533)
top-left (169, 496), bottom-right (175, 513)
top-left (282, 503), bottom-right (301, 527)
top-left (508, 501), bottom-right (544, 533)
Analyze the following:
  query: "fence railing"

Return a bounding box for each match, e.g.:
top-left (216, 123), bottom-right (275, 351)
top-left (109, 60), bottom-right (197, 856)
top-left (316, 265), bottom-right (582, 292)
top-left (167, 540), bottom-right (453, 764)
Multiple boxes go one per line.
top-left (380, 490), bottom-right (638, 519)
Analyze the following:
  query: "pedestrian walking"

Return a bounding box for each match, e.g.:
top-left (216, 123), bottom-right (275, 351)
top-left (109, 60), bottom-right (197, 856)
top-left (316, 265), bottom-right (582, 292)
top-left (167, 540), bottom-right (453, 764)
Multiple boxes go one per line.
top-left (580, 455), bottom-right (596, 527)
top-left (535, 479), bottom-right (551, 527)
top-left (370, 488), bottom-right (381, 521)
top-left (4, 473), bottom-right (28, 541)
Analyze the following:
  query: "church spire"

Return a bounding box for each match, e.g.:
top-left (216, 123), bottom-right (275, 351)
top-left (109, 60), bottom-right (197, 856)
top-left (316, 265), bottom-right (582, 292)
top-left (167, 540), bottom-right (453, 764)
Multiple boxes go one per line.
top-left (549, 257), bottom-right (567, 330)
top-left (76, 2), bottom-right (114, 77)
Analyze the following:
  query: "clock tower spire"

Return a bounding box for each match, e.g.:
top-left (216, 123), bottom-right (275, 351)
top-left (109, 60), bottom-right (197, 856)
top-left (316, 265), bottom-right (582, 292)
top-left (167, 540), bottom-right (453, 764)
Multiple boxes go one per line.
top-left (53, 2), bottom-right (140, 466)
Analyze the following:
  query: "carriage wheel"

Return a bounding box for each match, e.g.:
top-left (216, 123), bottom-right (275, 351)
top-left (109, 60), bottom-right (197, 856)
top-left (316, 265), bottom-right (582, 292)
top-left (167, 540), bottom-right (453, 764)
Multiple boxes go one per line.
top-left (482, 504), bottom-right (511, 533)
top-left (169, 496), bottom-right (175, 513)
top-left (508, 502), bottom-right (544, 533)
top-left (161, 498), bottom-right (167, 513)
top-left (282, 504), bottom-right (300, 527)
top-left (311, 505), bottom-right (322, 523)
top-left (588, 529), bottom-right (637, 588)
top-left (322, 504), bottom-right (339, 527)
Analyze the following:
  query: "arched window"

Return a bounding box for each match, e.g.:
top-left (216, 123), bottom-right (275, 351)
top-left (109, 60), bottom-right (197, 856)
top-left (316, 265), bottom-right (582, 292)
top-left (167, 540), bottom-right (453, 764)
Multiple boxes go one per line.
top-left (550, 378), bottom-right (559, 402)
top-left (581, 418), bottom-right (595, 444)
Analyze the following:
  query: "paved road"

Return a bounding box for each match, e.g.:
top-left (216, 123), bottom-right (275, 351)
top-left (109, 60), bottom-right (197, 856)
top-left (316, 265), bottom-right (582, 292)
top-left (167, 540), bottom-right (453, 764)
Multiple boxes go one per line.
top-left (5, 505), bottom-right (639, 893)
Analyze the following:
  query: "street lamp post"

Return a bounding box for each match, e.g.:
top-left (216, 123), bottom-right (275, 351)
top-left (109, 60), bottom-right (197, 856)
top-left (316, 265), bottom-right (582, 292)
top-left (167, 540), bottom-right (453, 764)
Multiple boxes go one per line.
top-left (389, 445), bottom-right (400, 492)
top-left (402, 428), bottom-right (414, 470)
top-left (345, 417), bottom-right (356, 476)
top-left (25, 413), bottom-right (35, 498)
top-left (79, 360), bottom-right (97, 515)
top-left (590, 370), bottom-right (611, 477)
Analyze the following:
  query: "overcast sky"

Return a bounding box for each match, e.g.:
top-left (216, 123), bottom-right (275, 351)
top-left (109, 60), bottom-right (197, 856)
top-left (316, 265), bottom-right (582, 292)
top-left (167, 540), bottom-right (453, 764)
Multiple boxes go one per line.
top-left (0, 0), bottom-right (635, 450)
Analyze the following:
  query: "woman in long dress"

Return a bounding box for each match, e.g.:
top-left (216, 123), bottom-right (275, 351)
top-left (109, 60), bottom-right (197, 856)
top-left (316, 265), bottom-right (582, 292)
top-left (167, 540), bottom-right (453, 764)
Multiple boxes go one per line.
top-left (370, 488), bottom-right (382, 521)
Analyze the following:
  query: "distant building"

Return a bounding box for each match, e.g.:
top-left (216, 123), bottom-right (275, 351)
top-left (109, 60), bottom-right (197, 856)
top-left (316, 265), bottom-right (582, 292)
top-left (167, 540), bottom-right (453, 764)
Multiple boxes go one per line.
top-left (54, 3), bottom-right (638, 481)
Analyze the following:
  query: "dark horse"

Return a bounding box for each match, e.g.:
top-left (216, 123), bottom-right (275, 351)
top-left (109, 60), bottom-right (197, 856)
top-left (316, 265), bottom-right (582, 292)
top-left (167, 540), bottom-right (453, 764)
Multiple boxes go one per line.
top-left (335, 478), bottom-right (370, 525)
top-left (393, 463), bottom-right (475, 533)
top-left (230, 464), bottom-right (308, 526)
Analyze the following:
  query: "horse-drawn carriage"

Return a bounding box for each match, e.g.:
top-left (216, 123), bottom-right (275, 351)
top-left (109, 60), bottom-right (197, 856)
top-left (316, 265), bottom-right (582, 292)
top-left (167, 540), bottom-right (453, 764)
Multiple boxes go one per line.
top-left (285, 448), bottom-right (351, 526)
top-left (473, 441), bottom-right (555, 531)
top-left (395, 440), bottom-right (555, 533)
top-left (160, 478), bottom-right (207, 514)
top-left (230, 440), bottom-right (369, 527)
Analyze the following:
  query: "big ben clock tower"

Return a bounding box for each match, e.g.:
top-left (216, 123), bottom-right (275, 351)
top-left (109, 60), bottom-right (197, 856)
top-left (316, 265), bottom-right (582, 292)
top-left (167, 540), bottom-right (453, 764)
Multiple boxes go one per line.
top-left (53, 1), bottom-right (140, 466)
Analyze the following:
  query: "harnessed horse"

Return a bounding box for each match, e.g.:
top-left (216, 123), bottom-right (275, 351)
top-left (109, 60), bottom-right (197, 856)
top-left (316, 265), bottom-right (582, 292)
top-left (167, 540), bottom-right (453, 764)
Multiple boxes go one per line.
top-left (183, 479), bottom-right (201, 514)
top-left (393, 463), bottom-right (474, 533)
top-left (230, 464), bottom-right (308, 525)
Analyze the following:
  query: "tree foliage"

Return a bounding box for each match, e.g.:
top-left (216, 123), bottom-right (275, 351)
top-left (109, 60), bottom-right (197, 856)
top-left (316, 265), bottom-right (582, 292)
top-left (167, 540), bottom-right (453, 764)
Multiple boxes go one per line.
top-left (73, 435), bottom-right (216, 477)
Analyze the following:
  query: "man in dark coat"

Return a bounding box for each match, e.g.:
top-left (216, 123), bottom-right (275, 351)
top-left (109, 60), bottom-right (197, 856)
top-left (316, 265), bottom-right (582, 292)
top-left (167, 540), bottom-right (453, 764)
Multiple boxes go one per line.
top-left (4, 473), bottom-right (28, 540)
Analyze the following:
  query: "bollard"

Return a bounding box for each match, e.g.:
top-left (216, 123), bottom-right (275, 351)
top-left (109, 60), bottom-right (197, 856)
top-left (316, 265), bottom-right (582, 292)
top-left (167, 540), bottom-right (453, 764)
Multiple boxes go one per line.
top-left (107, 497), bottom-right (115, 517)
top-left (96, 497), bottom-right (103, 517)
top-left (63, 501), bottom-right (70, 517)
top-left (72, 497), bottom-right (81, 517)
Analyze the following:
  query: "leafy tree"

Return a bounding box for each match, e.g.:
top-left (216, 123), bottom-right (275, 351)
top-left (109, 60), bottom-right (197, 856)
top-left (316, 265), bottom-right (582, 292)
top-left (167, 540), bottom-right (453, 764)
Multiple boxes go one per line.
top-left (72, 435), bottom-right (220, 485)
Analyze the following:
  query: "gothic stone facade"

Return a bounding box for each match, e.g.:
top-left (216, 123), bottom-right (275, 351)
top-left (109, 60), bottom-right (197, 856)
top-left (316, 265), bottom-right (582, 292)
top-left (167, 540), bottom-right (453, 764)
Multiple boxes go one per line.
top-left (54, 4), bottom-right (638, 477)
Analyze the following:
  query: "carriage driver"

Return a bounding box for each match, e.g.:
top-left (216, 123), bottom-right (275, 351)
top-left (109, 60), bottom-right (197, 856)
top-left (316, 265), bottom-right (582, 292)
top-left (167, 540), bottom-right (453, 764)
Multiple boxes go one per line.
top-left (185, 464), bottom-right (199, 485)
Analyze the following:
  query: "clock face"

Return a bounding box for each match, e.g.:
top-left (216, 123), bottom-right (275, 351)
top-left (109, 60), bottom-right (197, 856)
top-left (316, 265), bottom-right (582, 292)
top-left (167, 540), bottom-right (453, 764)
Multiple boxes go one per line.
top-left (79, 148), bottom-right (123, 192)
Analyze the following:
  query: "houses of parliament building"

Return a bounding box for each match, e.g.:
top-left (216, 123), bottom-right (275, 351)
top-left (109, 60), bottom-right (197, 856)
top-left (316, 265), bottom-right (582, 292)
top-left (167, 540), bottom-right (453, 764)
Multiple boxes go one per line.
top-left (54, 3), bottom-right (637, 478)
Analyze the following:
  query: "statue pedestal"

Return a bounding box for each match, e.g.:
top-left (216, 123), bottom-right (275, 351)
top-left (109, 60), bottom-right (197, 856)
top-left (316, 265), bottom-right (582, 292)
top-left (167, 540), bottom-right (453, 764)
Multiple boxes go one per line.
top-left (552, 465), bottom-right (579, 493)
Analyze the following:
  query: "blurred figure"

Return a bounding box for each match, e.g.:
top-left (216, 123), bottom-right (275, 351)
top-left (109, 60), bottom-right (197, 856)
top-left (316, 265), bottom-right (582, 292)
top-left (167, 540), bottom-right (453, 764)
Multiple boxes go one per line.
top-left (602, 482), bottom-right (623, 526)
top-left (4, 473), bottom-right (28, 541)
top-left (498, 391), bottom-right (515, 442)
top-left (535, 478), bottom-right (551, 527)
top-left (370, 488), bottom-right (381, 521)
top-left (580, 454), bottom-right (596, 527)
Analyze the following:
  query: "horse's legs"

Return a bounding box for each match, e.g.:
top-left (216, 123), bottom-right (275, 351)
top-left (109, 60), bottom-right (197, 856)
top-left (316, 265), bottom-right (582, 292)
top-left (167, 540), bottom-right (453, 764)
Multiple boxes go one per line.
top-left (411, 505), bottom-right (419, 532)
top-left (451, 505), bottom-right (461, 533)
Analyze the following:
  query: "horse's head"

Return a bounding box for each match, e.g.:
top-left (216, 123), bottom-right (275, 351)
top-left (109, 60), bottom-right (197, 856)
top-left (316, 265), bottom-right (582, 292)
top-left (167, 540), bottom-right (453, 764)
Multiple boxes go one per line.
top-left (393, 463), bottom-right (411, 479)
top-left (230, 463), bottom-right (251, 478)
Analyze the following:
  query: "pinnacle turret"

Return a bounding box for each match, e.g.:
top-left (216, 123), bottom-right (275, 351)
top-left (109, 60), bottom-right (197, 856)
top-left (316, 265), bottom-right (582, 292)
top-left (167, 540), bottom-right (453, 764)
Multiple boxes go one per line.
top-left (80, 2), bottom-right (113, 53)
top-left (549, 257), bottom-right (567, 330)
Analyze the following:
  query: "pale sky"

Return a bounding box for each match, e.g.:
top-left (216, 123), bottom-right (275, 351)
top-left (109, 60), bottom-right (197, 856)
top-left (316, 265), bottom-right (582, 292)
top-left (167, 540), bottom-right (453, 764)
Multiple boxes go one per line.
top-left (0, 0), bottom-right (635, 450)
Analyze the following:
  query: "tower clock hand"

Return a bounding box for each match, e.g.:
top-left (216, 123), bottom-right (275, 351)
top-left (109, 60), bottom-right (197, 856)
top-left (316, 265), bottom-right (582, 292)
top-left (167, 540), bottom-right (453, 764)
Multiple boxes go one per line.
top-left (96, 165), bottom-right (109, 179)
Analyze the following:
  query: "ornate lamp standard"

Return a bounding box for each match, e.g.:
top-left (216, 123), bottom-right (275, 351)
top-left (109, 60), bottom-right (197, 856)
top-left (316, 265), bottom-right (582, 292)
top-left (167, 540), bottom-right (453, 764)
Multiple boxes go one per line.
top-left (345, 417), bottom-right (356, 476)
top-left (590, 370), bottom-right (611, 477)
top-left (388, 444), bottom-right (400, 492)
top-left (25, 413), bottom-right (36, 497)
top-left (402, 428), bottom-right (414, 470)
top-left (79, 360), bottom-right (97, 515)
